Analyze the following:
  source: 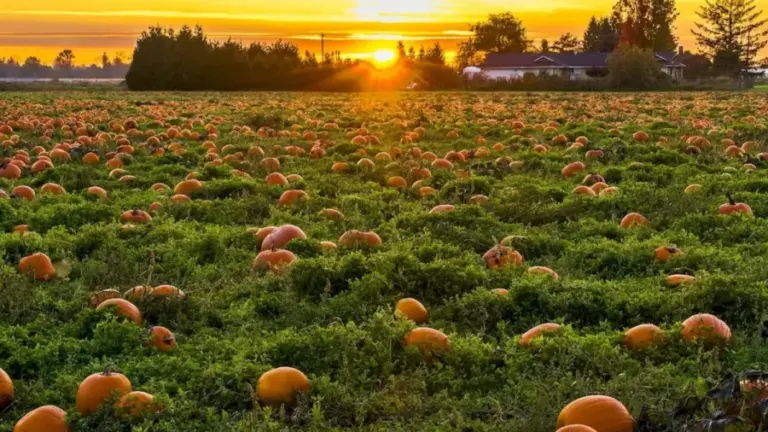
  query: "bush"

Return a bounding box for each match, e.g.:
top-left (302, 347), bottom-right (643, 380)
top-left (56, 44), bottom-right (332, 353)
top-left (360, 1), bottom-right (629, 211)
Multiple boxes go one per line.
top-left (606, 45), bottom-right (669, 90)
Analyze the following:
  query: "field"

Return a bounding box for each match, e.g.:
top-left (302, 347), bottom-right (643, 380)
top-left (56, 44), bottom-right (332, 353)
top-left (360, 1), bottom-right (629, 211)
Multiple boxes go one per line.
top-left (2, 91), bottom-right (768, 432)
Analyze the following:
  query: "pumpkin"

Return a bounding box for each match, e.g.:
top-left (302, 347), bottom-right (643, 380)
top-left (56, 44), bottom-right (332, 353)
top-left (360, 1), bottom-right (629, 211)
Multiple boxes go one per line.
top-left (590, 182), bottom-right (609, 193)
top-left (117, 391), bottom-right (159, 417)
top-left (96, 298), bottom-right (142, 325)
top-left (483, 245), bottom-right (523, 269)
top-left (31, 159), bottom-right (54, 173)
top-left (599, 187), bottom-right (619, 197)
top-left (82, 152), bottom-right (100, 165)
top-left (519, 323), bottom-right (561, 345)
top-left (320, 240), bottom-right (337, 249)
top-left (719, 193), bottom-right (752, 215)
top-left (151, 284), bottom-right (185, 298)
top-left (86, 186), bottom-right (108, 200)
top-left (18, 253), bottom-right (56, 281)
top-left (76, 369), bottom-right (133, 415)
top-left (654, 246), bottom-right (682, 262)
top-left (404, 327), bottom-right (450, 354)
top-left (260, 157), bottom-right (280, 172)
top-left (562, 161), bottom-right (586, 178)
top-left (387, 176), bottom-right (408, 188)
top-left (0, 368), bottom-right (13, 410)
top-left (624, 324), bottom-right (663, 350)
top-left (633, 131), bottom-right (649, 141)
top-left (13, 405), bottom-right (69, 432)
top-left (148, 326), bottom-right (177, 352)
top-left (557, 395), bottom-right (634, 432)
top-left (395, 298), bottom-right (428, 323)
top-left (319, 208), bottom-right (344, 221)
top-left (431, 158), bottom-right (454, 170)
top-left (338, 230), bottom-right (382, 247)
top-left (256, 367), bottom-right (311, 407)
top-left (573, 186), bottom-right (597, 196)
top-left (492, 288), bottom-right (510, 296)
top-left (681, 313), bottom-right (731, 344)
top-left (667, 274), bottom-right (695, 286)
top-left (429, 204), bottom-right (456, 214)
top-left (174, 179), bottom-right (203, 195)
top-left (151, 183), bottom-right (171, 192)
top-left (619, 212), bottom-right (648, 229)
top-left (0, 163), bottom-right (22, 179)
top-left (557, 426), bottom-right (598, 432)
top-left (253, 249), bottom-right (298, 272)
top-left (261, 224), bottom-right (307, 251)
top-left (278, 189), bottom-right (308, 206)
top-left (121, 209), bottom-right (152, 223)
top-left (40, 183), bottom-right (66, 196)
top-left (12, 186), bottom-right (35, 201)
top-left (88, 289), bottom-right (121, 308)
top-left (265, 172), bottom-right (288, 186)
top-left (332, 162), bottom-right (350, 172)
top-left (525, 266), bottom-right (559, 279)
top-left (470, 194), bottom-right (489, 204)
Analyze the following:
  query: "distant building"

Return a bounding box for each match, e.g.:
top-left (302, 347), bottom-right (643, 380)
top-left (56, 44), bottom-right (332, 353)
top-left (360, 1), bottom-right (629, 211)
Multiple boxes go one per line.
top-left (478, 51), bottom-right (685, 80)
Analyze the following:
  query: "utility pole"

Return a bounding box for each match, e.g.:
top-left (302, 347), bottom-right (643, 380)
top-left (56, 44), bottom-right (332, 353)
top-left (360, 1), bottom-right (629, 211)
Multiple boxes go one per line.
top-left (321, 33), bottom-right (325, 60)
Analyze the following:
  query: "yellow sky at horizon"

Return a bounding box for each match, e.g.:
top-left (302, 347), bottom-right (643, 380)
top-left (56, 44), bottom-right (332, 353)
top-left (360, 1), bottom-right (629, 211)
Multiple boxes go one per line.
top-left (0, 0), bottom-right (753, 65)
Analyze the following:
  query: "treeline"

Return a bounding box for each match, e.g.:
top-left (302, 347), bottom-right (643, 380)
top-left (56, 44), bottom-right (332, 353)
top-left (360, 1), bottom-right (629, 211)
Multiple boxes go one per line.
top-left (125, 26), bottom-right (459, 91)
top-left (0, 51), bottom-right (128, 79)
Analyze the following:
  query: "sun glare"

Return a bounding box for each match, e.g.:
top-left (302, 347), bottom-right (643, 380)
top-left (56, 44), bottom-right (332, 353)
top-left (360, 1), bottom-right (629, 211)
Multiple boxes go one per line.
top-left (372, 49), bottom-right (396, 66)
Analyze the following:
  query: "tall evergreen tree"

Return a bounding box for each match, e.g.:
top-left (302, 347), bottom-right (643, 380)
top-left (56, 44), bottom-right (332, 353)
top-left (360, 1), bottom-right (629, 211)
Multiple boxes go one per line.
top-left (692, 0), bottom-right (768, 73)
top-left (539, 39), bottom-right (551, 53)
top-left (553, 33), bottom-right (581, 53)
top-left (583, 16), bottom-right (620, 52)
top-left (424, 43), bottom-right (446, 65)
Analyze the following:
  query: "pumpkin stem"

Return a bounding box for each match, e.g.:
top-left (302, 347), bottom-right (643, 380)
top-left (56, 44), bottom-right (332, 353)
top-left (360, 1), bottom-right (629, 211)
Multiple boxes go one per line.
top-left (726, 192), bottom-right (736, 206)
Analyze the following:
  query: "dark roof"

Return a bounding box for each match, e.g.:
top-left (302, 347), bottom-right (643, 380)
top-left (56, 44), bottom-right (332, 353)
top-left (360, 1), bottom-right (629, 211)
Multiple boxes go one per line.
top-left (480, 51), bottom-right (684, 68)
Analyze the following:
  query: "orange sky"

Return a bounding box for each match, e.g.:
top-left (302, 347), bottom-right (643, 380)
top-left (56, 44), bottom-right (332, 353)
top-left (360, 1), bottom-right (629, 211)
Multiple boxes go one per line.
top-left (0, 0), bottom-right (727, 65)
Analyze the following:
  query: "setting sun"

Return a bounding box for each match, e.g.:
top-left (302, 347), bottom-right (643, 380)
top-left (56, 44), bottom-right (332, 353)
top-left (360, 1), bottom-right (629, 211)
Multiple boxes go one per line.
top-left (372, 49), bottom-right (396, 66)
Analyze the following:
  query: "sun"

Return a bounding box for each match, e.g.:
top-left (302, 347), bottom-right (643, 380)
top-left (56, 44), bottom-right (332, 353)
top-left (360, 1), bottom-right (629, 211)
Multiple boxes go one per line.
top-left (372, 49), bottom-right (396, 66)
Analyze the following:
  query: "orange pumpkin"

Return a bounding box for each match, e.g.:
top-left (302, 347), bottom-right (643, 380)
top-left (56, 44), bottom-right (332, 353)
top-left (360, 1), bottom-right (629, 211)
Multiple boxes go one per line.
top-left (0, 163), bottom-right (22, 179)
top-left (492, 288), bottom-right (510, 296)
top-left (562, 161), bottom-right (586, 178)
top-left (667, 274), bottom-right (695, 286)
top-left (117, 391), bottom-right (159, 417)
top-left (557, 426), bottom-right (598, 432)
top-left (13, 405), bottom-right (69, 432)
top-left (261, 225), bottom-right (307, 251)
top-left (265, 172), bottom-right (289, 186)
top-left (319, 208), bottom-right (345, 221)
top-left (96, 298), bottom-right (142, 325)
top-left (86, 186), bottom-right (108, 200)
top-left (519, 323), bottom-right (561, 345)
top-left (573, 185), bottom-right (597, 196)
top-left (278, 189), bottom-right (308, 206)
top-left (681, 313), bottom-right (731, 344)
top-left (525, 266), bottom-right (559, 279)
top-left (12, 186), bottom-right (35, 201)
top-left (320, 240), bottom-right (338, 249)
top-left (40, 183), bottom-right (66, 196)
top-left (82, 152), bottom-right (100, 165)
top-left (624, 324), bottom-right (664, 350)
top-left (124, 285), bottom-right (153, 300)
top-left (620, 213), bottom-right (648, 229)
top-left (404, 327), bottom-right (450, 354)
top-left (338, 230), bottom-right (382, 247)
top-left (151, 284), bottom-right (185, 299)
top-left (395, 298), bottom-right (429, 323)
top-left (174, 179), bottom-right (203, 196)
top-left (76, 369), bottom-right (133, 415)
top-left (719, 193), bottom-right (752, 215)
top-left (18, 253), bottom-right (56, 281)
top-left (149, 326), bottom-right (177, 352)
top-left (387, 176), bottom-right (408, 189)
top-left (0, 368), bottom-right (13, 410)
top-left (557, 395), bottom-right (634, 432)
top-left (633, 131), bottom-right (649, 141)
top-left (429, 204), bottom-right (456, 214)
top-left (253, 249), bottom-right (298, 272)
top-left (483, 245), bottom-right (523, 269)
top-left (256, 367), bottom-right (311, 407)
top-left (260, 157), bottom-right (281, 172)
top-left (121, 209), bottom-right (152, 223)
top-left (654, 246), bottom-right (682, 262)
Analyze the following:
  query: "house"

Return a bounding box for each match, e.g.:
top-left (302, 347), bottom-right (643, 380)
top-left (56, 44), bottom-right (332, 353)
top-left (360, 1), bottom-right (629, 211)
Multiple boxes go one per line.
top-left (478, 51), bottom-right (685, 80)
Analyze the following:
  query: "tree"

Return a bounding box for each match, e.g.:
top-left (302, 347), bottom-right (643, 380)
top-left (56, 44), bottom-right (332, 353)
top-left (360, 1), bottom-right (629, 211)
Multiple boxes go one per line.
top-left (468, 12), bottom-right (531, 53)
top-left (607, 45), bottom-right (664, 88)
top-left (553, 33), bottom-right (581, 53)
top-left (456, 39), bottom-right (483, 70)
top-left (396, 41), bottom-right (407, 59)
top-left (613, 0), bottom-right (678, 50)
top-left (539, 39), bottom-right (551, 53)
top-left (692, 0), bottom-right (768, 74)
top-left (584, 16), bottom-right (621, 51)
top-left (54, 50), bottom-right (75, 70)
top-left (424, 43), bottom-right (446, 65)
top-left (679, 51), bottom-right (714, 78)
top-left (21, 57), bottom-right (44, 77)
top-left (407, 46), bottom-right (416, 61)
top-left (418, 46), bottom-right (426, 61)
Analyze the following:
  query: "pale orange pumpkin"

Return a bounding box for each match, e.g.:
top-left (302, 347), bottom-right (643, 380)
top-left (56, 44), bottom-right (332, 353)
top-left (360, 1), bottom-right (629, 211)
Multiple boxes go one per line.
top-left (256, 367), bottom-right (311, 407)
top-left (557, 395), bottom-right (634, 432)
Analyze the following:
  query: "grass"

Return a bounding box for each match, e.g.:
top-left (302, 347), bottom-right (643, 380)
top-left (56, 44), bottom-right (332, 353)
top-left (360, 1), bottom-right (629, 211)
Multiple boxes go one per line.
top-left (1, 91), bottom-right (768, 431)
